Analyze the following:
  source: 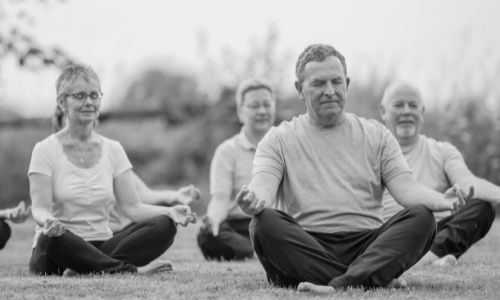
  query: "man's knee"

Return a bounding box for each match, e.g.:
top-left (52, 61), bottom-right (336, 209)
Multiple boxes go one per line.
top-left (407, 204), bottom-right (436, 233)
top-left (0, 220), bottom-right (12, 249)
top-left (250, 208), bottom-right (284, 237)
top-left (473, 199), bottom-right (496, 224)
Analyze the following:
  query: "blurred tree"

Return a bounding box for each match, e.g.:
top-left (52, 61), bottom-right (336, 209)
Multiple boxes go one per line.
top-left (119, 68), bottom-right (207, 125)
top-left (195, 23), bottom-right (293, 103)
top-left (0, 0), bottom-right (73, 72)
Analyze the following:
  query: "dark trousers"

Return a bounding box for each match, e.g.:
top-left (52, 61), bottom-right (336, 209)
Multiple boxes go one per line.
top-left (0, 219), bottom-right (11, 250)
top-left (197, 218), bottom-right (254, 261)
top-left (250, 206), bottom-right (436, 289)
top-left (29, 215), bottom-right (177, 275)
top-left (431, 198), bottom-right (495, 258)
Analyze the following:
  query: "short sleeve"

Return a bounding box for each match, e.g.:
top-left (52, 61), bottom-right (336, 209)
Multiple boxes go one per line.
top-left (380, 126), bottom-right (411, 184)
top-left (108, 140), bottom-right (133, 177)
top-left (252, 127), bottom-right (284, 181)
top-left (28, 141), bottom-right (53, 177)
top-left (210, 142), bottom-right (235, 199)
top-left (440, 142), bottom-right (471, 184)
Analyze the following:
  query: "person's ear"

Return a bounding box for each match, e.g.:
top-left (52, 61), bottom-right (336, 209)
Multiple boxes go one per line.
top-left (346, 77), bottom-right (350, 89)
top-left (295, 81), bottom-right (304, 101)
top-left (379, 104), bottom-right (386, 120)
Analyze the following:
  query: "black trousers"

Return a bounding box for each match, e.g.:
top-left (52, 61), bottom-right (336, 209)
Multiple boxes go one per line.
top-left (29, 215), bottom-right (177, 275)
top-left (250, 205), bottom-right (436, 289)
top-left (431, 198), bottom-right (495, 258)
top-left (0, 219), bottom-right (11, 250)
top-left (197, 218), bottom-right (254, 261)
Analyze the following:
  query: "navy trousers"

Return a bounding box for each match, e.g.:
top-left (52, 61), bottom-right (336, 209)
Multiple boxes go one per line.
top-left (431, 198), bottom-right (495, 258)
top-left (30, 215), bottom-right (177, 275)
top-left (197, 218), bottom-right (254, 261)
top-left (250, 205), bottom-right (436, 289)
top-left (0, 219), bottom-right (11, 249)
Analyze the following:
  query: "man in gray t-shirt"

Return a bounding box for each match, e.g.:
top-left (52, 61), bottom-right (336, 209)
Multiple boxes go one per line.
top-left (236, 44), bottom-right (470, 293)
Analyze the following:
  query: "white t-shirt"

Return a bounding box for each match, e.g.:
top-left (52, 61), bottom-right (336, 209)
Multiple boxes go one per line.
top-left (28, 134), bottom-right (132, 246)
top-left (382, 135), bottom-right (466, 221)
top-left (254, 113), bottom-right (411, 233)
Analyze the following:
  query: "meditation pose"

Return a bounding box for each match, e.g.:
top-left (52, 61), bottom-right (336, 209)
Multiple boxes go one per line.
top-left (28, 63), bottom-right (196, 275)
top-left (198, 78), bottom-right (276, 260)
top-left (236, 44), bottom-right (470, 292)
top-left (380, 81), bottom-right (498, 266)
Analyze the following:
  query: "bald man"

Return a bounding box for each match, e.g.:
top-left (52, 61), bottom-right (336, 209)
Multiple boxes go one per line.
top-left (380, 82), bottom-right (499, 267)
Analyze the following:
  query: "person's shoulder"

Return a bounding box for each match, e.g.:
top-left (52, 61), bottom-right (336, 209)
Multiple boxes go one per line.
top-left (273, 114), bottom-right (304, 134)
top-left (215, 132), bottom-right (240, 152)
top-left (99, 135), bottom-right (125, 153)
top-left (419, 134), bottom-right (456, 149)
top-left (34, 133), bottom-right (57, 150)
top-left (349, 113), bottom-right (388, 133)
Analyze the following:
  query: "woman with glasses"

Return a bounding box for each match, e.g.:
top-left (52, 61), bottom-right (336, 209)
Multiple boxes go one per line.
top-left (197, 78), bottom-right (276, 261)
top-left (28, 63), bottom-right (196, 275)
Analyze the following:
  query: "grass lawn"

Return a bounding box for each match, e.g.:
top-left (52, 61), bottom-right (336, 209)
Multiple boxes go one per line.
top-left (1, 219), bottom-right (499, 299)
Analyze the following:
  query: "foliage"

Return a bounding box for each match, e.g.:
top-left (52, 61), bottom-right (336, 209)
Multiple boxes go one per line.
top-left (0, 0), bottom-right (73, 70)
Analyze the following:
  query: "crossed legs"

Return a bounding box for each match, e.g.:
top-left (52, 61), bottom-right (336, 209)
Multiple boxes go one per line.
top-left (250, 205), bottom-right (436, 289)
top-left (30, 215), bottom-right (177, 275)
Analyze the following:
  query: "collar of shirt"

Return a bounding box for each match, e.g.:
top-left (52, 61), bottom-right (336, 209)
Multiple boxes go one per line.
top-left (236, 129), bottom-right (257, 152)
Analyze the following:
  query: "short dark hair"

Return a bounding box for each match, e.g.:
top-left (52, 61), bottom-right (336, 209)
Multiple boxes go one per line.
top-left (295, 44), bottom-right (347, 83)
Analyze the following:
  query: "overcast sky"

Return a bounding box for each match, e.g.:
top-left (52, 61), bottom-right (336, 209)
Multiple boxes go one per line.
top-left (1, 0), bottom-right (499, 117)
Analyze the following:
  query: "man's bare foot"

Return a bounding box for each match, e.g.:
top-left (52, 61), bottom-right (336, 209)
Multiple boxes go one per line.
top-left (414, 251), bottom-right (440, 267)
top-left (297, 282), bottom-right (335, 294)
top-left (386, 278), bottom-right (408, 289)
top-left (63, 268), bottom-right (78, 277)
top-left (432, 254), bottom-right (457, 267)
top-left (137, 259), bottom-right (173, 274)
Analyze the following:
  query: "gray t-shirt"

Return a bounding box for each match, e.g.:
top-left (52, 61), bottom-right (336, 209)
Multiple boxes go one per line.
top-left (382, 135), bottom-right (466, 221)
top-left (253, 113), bottom-right (411, 233)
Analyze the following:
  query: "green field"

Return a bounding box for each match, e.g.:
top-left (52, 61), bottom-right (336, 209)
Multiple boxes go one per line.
top-left (1, 219), bottom-right (499, 299)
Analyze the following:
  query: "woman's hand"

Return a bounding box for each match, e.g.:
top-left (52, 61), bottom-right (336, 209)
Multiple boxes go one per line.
top-left (43, 217), bottom-right (66, 237)
top-left (167, 205), bottom-right (197, 227)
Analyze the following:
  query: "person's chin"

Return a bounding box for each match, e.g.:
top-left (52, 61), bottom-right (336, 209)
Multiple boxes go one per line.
top-left (395, 126), bottom-right (416, 138)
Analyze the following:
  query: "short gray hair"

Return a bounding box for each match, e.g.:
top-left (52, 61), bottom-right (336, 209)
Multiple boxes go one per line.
top-left (295, 44), bottom-right (347, 83)
top-left (381, 81), bottom-right (422, 107)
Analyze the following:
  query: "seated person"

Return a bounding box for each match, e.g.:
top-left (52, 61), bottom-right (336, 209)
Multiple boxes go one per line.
top-left (235, 44), bottom-right (470, 293)
top-left (28, 63), bottom-right (196, 276)
top-left (197, 78), bottom-right (276, 260)
top-left (0, 201), bottom-right (31, 249)
top-left (380, 81), bottom-right (498, 266)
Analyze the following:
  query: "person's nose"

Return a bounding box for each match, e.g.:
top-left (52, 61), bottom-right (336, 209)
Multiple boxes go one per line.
top-left (324, 81), bottom-right (335, 96)
top-left (402, 103), bottom-right (411, 114)
top-left (256, 104), bottom-right (267, 114)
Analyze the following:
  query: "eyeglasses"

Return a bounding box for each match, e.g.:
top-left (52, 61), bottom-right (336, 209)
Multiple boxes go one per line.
top-left (65, 91), bottom-right (103, 101)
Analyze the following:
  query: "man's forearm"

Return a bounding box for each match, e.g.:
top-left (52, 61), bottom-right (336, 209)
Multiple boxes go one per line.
top-left (397, 184), bottom-right (452, 212)
top-left (458, 176), bottom-right (500, 205)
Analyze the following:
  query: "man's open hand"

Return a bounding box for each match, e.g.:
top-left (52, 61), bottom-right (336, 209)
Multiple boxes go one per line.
top-left (236, 186), bottom-right (265, 216)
